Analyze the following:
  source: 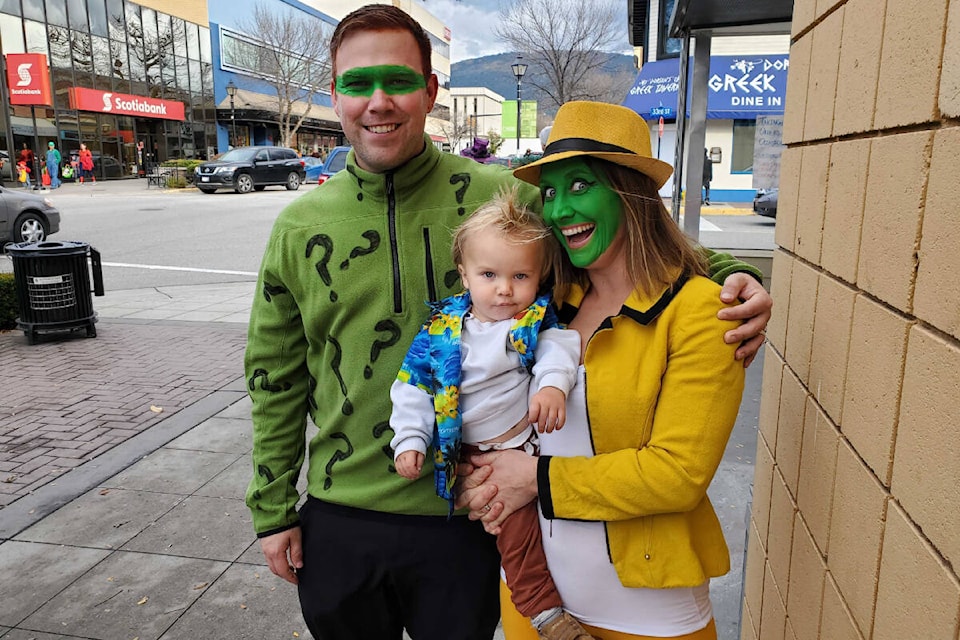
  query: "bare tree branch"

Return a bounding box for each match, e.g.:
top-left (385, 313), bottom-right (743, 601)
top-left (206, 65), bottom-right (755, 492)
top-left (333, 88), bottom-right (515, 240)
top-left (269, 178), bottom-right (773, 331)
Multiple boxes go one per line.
top-left (495, 0), bottom-right (623, 110)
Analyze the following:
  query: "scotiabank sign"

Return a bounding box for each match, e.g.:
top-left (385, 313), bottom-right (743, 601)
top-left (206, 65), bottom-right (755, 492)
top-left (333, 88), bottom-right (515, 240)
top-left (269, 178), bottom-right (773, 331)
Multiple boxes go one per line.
top-left (5, 53), bottom-right (53, 106)
top-left (69, 87), bottom-right (185, 121)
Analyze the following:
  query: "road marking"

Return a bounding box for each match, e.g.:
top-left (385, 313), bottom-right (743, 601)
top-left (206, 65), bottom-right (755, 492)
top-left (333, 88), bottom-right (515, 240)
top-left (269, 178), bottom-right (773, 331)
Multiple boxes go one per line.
top-left (103, 262), bottom-right (258, 276)
top-left (678, 217), bottom-right (722, 232)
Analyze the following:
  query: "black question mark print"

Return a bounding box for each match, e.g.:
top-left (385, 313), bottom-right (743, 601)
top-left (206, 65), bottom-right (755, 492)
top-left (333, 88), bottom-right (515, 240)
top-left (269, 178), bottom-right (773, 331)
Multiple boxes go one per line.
top-left (364, 319), bottom-right (402, 379)
top-left (449, 173), bottom-right (471, 216)
top-left (326, 336), bottom-right (353, 415)
top-left (307, 374), bottom-right (318, 412)
top-left (340, 230), bottom-right (381, 270)
top-left (250, 464), bottom-right (277, 501)
top-left (444, 270), bottom-right (461, 290)
top-left (262, 282), bottom-right (288, 302)
top-left (323, 432), bottom-right (354, 490)
top-left (372, 421), bottom-right (396, 474)
top-left (248, 369), bottom-right (292, 393)
top-left (306, 234), bottom-right (338, 302)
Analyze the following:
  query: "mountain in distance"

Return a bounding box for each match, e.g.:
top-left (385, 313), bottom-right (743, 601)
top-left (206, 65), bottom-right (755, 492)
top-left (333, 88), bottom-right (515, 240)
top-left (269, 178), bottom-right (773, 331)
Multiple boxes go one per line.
top-left (451, 51), bottom-right (638, 115)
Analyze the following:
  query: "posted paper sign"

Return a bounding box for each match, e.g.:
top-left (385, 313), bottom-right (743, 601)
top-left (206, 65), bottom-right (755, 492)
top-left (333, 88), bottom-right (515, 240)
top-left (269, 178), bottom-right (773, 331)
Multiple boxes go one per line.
top-left (752, 115), bottom-right (785, 190)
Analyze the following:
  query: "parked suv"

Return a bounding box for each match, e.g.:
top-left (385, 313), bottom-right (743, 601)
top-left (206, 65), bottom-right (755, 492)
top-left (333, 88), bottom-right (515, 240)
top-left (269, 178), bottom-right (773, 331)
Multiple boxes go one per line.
top-left (195, 146), bottom-right (306, 194)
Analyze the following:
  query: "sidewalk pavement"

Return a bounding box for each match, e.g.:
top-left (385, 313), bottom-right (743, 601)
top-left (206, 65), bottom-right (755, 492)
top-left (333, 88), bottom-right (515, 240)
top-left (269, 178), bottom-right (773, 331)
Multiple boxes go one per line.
top-left (0, 190), bottom-right (762, 640)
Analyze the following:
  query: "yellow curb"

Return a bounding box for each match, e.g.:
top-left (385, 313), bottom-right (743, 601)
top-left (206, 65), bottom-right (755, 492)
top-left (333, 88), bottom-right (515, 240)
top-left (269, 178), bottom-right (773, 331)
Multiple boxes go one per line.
top-left (702, 208), bottom-right (755, 215)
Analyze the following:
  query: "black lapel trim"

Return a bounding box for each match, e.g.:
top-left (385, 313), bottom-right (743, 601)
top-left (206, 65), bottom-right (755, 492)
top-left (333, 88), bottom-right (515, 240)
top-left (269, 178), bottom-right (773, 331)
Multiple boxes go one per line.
top-left (620, 272), bottom-right (690, 326)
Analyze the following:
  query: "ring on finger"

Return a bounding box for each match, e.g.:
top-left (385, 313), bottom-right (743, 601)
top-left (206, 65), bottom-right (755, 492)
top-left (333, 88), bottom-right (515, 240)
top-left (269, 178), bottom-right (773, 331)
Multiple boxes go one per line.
top-left (482, 504), bottom-right (491, 513)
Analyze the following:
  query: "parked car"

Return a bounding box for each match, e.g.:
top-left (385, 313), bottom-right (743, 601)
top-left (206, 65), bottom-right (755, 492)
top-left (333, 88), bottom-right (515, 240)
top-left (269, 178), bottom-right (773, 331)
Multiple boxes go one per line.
top-left (0, 185), bottom-right (61, 250)
top-left (194, 146), bottom-right (306, 194)
top-left (301, 155), bottom-right (323, 180)
top-left (316, 145), bottom-right (351, 184)
top-left (753, 188), bottom-right (778, 218)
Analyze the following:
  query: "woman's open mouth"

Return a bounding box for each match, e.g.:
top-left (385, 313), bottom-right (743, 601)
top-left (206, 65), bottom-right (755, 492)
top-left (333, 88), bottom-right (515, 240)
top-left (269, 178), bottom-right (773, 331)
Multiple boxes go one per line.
top-left (560, 223), bottom-right (595, 249)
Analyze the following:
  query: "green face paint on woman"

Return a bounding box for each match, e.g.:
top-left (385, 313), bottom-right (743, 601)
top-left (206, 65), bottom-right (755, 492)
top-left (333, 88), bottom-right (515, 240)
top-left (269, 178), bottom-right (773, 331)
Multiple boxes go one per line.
top-left (335, 65), bottom-right (427, 97)
top-left (539, 158), bottom-right (624, 268)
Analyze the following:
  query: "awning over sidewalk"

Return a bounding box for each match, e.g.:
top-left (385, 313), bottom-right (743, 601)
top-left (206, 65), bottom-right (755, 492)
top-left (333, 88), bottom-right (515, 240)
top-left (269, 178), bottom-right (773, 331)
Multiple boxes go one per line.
top-left (622, 54), bottom-right (789, 120)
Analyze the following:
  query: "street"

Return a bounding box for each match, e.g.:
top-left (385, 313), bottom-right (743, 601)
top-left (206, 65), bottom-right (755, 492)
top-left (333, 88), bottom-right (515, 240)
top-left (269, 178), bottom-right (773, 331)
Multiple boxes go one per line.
top-left (15, 181), bottom-right (775, 293)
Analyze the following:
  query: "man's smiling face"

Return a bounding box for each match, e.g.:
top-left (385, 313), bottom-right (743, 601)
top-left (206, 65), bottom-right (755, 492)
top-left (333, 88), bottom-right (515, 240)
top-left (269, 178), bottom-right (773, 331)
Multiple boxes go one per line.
top-left (331, 29), bottom-right (438, 174)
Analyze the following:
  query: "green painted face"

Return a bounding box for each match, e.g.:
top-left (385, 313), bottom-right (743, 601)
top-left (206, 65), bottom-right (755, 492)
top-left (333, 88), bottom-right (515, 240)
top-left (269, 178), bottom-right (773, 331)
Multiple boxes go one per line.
top-left (334, 65), bottom-right (427, 97)
top-left (539, 158), bottom-right (623, 268)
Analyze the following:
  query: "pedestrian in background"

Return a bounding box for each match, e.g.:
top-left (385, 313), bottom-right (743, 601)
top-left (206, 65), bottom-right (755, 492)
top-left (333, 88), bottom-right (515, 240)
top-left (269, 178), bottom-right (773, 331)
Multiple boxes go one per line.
top-left (79, 143), bottom-right (96, 185)
top-left (702, 148), bottom-right (713, 205)
top-left (45, 141), bottom-right (61, 189)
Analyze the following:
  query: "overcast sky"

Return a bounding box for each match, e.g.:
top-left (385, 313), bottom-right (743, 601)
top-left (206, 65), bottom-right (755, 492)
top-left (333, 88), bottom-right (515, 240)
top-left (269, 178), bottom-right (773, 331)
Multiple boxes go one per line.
top-left (416, 0), bottom-right (632, 62)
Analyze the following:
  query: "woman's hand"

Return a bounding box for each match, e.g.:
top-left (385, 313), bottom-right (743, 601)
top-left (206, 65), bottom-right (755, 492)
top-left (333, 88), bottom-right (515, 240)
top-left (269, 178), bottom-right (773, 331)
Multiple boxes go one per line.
top-left (455, 450), bottom-right (539, 534)
top-left (717, 272), bottom-right (773, 367)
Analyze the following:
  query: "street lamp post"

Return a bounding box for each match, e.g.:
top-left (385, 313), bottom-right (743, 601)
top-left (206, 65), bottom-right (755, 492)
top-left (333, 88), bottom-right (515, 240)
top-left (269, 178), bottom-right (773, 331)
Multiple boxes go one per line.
top-left (511, 56), bottom-right (527, 153)
top-left (226, 80), bottom-right (238, 147)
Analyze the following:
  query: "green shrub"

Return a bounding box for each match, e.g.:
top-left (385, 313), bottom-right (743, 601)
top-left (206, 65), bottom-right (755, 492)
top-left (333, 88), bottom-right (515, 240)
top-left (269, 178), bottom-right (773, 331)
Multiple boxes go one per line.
top-left (0, 273), bottom-right (17, 330)
top-left (166, 175), bottom-right (188, 189)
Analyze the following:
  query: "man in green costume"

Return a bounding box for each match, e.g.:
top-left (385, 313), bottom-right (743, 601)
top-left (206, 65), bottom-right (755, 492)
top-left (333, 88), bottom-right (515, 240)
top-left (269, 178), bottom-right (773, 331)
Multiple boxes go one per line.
top-left (244, 5), bottom-right (772, 639)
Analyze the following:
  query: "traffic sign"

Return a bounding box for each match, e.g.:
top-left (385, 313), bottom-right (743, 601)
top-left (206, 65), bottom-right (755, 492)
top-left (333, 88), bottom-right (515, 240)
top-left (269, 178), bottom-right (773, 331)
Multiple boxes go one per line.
top-left (650, 106), bottom-right (674, 118)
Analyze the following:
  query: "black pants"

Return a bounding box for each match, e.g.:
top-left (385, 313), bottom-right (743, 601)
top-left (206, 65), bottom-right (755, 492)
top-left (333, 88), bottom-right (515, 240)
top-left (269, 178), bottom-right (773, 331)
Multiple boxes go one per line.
top-left (297, 496), bottom-right (501, 640)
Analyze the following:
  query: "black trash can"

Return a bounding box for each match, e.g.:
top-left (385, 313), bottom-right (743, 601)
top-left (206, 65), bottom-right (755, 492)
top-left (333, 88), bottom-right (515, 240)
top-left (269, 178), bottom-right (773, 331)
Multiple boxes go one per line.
top-left (8, 240), bottom-right (104, 344)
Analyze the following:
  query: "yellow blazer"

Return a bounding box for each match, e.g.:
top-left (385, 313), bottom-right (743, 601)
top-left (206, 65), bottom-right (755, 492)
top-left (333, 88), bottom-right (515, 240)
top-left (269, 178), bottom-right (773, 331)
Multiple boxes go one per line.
top-left (541, 273), bottom-right (745, 588)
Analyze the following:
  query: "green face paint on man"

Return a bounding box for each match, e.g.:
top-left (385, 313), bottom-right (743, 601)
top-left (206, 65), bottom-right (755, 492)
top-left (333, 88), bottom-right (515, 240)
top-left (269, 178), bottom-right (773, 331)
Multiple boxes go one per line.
top-left (335, 65), bottom-right (427, 97)
top-left (539, 158), bottom-right (624, 268)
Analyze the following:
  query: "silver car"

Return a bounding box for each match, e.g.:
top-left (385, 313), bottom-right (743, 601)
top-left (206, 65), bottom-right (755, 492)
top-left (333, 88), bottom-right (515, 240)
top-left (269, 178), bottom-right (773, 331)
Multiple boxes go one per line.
top-left (0, 184), bottom-right (61, 250)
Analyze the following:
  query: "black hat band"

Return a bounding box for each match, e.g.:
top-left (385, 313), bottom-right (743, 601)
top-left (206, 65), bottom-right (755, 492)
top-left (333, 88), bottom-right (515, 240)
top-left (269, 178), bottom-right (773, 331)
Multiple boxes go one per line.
top-left (542, 137), bottom-right (636, 158)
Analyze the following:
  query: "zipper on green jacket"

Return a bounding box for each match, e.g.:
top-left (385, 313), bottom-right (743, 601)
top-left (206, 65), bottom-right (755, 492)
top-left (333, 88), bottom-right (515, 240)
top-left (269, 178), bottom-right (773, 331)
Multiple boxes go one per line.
top-left (386, 174), bottom-right (402, 313)
top-left (423, 227), bottom-right (437, 302)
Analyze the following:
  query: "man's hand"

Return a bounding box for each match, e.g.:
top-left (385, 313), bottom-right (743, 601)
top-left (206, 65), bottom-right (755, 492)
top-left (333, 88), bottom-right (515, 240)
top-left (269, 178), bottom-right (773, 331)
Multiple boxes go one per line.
top-left (528, 386), bottom-right (566, 433)
top-left (717, 272), bottom-right (773, 367)
top-left (260, 527), bottom-right (303, 585)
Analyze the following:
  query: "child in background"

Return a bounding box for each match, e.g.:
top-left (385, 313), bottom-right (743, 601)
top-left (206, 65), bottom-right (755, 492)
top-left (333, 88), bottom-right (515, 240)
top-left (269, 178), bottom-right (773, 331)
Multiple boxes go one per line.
top-left (390, 189), bottom-right (593, 640)
top-left (17, 160), bottom-right (31, 188)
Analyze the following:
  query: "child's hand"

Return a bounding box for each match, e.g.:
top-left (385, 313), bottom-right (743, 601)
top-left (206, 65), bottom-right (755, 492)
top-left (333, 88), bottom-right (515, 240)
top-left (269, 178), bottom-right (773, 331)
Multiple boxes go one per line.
top-left (395, 451), bottom-right (424, 479)
top-left (528, 387), bottom-right (567, 433)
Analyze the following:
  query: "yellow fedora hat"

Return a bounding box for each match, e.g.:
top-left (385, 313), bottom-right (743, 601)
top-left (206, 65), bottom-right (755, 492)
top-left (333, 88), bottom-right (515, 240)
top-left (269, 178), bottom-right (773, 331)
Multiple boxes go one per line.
top-left (514, 101), bottom-right (673, 189)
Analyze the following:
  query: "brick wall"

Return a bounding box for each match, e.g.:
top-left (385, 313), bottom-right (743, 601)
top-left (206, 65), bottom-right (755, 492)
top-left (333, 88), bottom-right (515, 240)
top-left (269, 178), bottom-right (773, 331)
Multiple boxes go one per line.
top-left (741, 0), bottom-right (960, 638)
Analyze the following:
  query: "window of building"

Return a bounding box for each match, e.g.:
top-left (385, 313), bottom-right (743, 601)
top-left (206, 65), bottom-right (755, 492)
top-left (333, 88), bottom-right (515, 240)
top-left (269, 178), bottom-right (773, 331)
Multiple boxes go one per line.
top-left (106, 0), bottom-right (123, 40)
top-left (24, 1), bottom-right (45, 22)
top-left (434, 68), bottom-right (450, 90)
top-left (731, 119), bottom-right (756, 173)
top-left (220, 28), bottom-right (332, 91)
top-left (0, 0), bottom-right (22, 17)
top-left (67, 0), bottom-right (86, 31)
top-left (88, 0), bottom-right (107, 37)
top-left (46, 0), bottom-right (67, 27)
top-left (0, 12), bottom-right (25, 50)
top-left (426, 31), bottom-right (449, 59)
top-left (656, 0), bottom-right (681, 60)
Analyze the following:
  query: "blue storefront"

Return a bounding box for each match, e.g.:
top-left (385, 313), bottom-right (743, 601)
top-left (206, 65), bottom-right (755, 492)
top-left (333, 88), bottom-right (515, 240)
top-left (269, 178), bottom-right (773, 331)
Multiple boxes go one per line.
top-left (623, 54), bottom-right (789, 202)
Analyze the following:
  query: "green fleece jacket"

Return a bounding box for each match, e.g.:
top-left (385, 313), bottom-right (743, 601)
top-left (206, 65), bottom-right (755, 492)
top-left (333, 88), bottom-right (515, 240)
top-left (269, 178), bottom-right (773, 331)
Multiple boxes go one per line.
top-left (244, 136), bottom-right (763, 535)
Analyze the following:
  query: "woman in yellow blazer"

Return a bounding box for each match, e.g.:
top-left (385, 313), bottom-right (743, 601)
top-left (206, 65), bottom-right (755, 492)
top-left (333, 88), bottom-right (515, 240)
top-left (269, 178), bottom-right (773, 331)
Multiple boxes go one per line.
top-left (459, 101), bottom-right (748, 640)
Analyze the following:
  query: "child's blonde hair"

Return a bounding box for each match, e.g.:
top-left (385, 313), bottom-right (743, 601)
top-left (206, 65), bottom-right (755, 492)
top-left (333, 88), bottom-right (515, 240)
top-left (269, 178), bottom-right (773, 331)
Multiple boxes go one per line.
top-left (452, 187), bottom-right (560, 287)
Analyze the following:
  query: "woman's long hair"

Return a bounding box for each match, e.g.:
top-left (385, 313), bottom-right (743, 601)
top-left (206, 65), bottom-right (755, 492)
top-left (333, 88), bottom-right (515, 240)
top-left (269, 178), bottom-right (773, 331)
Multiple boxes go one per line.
top-left (553, 158), bottom-right (707, 302)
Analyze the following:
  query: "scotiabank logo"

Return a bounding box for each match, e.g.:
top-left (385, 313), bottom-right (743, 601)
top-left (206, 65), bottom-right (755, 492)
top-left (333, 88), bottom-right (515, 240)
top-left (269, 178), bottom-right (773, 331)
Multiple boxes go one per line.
top-left (69, 87), bottom-right (184, 121)
top-left (16, 63), bottom-right (32, 86)
top-left (6, 53), bottom-right (52, 105)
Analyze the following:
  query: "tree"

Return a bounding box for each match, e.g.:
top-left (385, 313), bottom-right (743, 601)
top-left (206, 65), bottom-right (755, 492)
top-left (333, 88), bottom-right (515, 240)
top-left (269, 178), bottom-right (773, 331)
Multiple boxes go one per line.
top-left (236, 4), bottom-right (333, 148)
top-left (435, 113), bottom-right (475, 153)
top-left (495, 0), bottom-right (624, 110)
top-left (486, 131), bottom-right (504, 156)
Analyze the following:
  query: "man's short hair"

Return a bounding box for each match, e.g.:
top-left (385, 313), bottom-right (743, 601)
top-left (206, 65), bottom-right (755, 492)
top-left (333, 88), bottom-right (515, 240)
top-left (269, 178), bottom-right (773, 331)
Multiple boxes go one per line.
top-left (330, 4), bottom-right (432, 80)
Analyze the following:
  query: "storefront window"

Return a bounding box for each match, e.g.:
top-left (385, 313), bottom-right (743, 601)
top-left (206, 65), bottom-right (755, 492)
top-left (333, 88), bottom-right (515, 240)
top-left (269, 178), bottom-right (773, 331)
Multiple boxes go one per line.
top-left (45, 0), bottom-right (67, 27)
top-left (731, 119), bottom-right (756, 173)
top-left (87, 0), bottom-right (106, 37)
top-left (110, 38), bottom-right (129, 93)
top-left (91, 34), bottom-right (110, 89)
top-left (67, 0), bottom-right (86, 31)
top-left (188, 58), bottom-right (202, 97)
top-left (71, 28), bottom-right (94, 76)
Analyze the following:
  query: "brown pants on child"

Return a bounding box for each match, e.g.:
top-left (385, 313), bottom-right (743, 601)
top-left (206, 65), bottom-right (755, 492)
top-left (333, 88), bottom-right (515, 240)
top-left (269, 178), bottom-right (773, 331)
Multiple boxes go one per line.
top-left (462, 441), bottom-right (562, 618)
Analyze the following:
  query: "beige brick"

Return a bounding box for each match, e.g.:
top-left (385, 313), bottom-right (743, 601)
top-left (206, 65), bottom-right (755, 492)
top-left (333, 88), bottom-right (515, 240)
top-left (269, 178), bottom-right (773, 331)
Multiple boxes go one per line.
top-left (776, 369), bottom-right (807, 498)
top-left (760, 562), bottom-right (787, 640)
top-left (833, 0), bottom-right (886, 135)
top-left (744, 519), bottom-right (767, 635)
top-left (941, 0), bottom-right (960, 117)
top-left (785, 261), bottom-right (819, 385)
top-left (741, 602), bottom-right (759, 640)
top-left (759, 344), bottom-right (785, 453)
top-left (858, 131), bottom-right (930, 310)
top-left (874, 0), bottom-right (949, 128)
top-left (784, 619), bottom-right (797, 640)
top-left (782, 35), bottom-right (812, 145)
top-left (768, 251), bottom-right (794, 352)
top-left (753, 436), bottom-right (776, 547)
top-left (794, 143), bottom-right (830, 264)
top-left (914, 127), bottom-right (960, 339)
top-left (803, 9), bottom-right (843, 141)
top-left (873, 501), bottom-right (960, 640)
top-left (822, 138), bottom-right (870, 283)
top-left (797, 403), bottom-right (839, 555)
top-left (791, 0), bottom-right (818, 39)
top-left (891, 326), bottom-right (960, 569)
top-left (840, 295), bottom-right (910, 484)
top-left (774, 148), bottom-right (801, 254)
top-left (816, 0), bottom-right (844, 18)
top-left (767, 470), bottom-right (797, 594)
top-left (828, 439), bottom-right (888, 638)
top-left (821, 573), bottom-right (867, 640)
top-left (809, 275), bottom-right (856, 422)
top-left (787, 516), bottom-right (826, 640)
